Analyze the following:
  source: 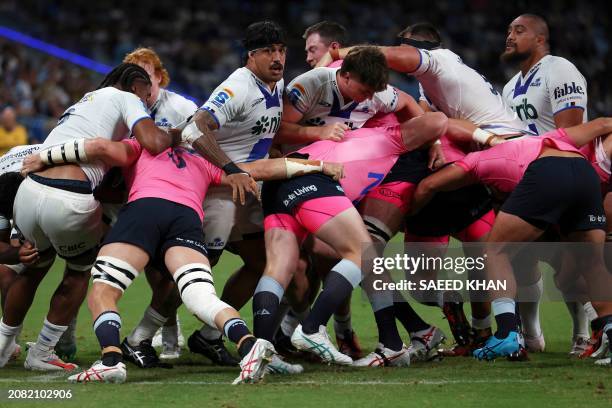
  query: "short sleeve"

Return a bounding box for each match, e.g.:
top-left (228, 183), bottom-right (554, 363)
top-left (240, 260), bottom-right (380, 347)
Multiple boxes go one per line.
top-left (200, 79), bottom-right (247, 129)
top-left (547, 58), bottom-right (588, 115)
top-left (206, 161), bottom-right (223, 185)
top-left (118, 92), bottom-right (151, 132)
top-left (372, 86), bottom-right (399, 114)
top-left (285, 69), bottom-right (325, 114)
top-left (410, 49), bottom-right (433, 76)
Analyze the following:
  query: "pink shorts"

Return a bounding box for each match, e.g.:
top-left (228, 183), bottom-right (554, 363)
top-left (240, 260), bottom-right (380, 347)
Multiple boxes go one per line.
top-left (264, 196), bottom-right (354, 242)
top-left (404, 209), bottom-right (495, 243)
top-left (363, 181), bottom-right (417, 214)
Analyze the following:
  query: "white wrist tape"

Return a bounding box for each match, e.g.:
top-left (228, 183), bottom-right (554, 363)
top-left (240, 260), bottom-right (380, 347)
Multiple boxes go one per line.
top-left (182, 121), bottom-right (203, 144)
top-left (40, 139), bottom-right (87, 165)
top-left (285, 158), bottom-right (323, 178)
top-left (472, 128), bottom-right (494, 145)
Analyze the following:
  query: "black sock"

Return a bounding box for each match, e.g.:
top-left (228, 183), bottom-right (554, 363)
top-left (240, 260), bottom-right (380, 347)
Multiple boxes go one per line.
top-left (93, 311), bottom-right (121, 349)
top-left (303, 271), bottom-right (354, 334)
top-left (237, 336), bottom-right (257, 358)
top-left (394, 298), bottom-right (430, 333)
top-left (494, 312), bottom-right (517, 338)
top-left (591, 316), bottom-right (604, 332)
top-left (374, 306), bottom-right (403, 351)
top-left (252, 291), bottom-right (280, 342)
top-left (101, 351), bottom-right (123, 367)
top-left (223, 318), bottom-right (251, 344)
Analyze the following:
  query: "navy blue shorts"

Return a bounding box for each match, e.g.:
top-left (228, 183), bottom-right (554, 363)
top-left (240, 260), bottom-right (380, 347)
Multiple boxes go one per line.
top-left (502, 157), bottom-right (607, 233)
top-left (380, 149), bottom-right (431, 185)
top-left (103, 198), bottom-right (208, 269)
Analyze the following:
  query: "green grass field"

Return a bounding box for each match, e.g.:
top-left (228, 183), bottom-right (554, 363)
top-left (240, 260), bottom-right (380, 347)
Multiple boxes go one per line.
top-left (1, 253), bottom-right (611, 408)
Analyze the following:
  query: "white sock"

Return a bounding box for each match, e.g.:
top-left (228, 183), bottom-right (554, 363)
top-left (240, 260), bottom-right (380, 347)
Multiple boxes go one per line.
top-left (517, 279), bottom-right (543, 337)
top-left (161, 325), bottom-right (179, 347)
top-left (583, 302), bottom-right (598, 323)
top-left (128, 306), bottom-right (167, 346)
top-left (280, 311), bottom-right (302, 337)
top-left (0, 319), bottom-right (22, 354)
top-left (199, 324), bottom-right (222, 341)
top-left (565, 301), bottom-right (589, 339)
top-left (34, 318), bottom-right (68, 353)
top-left (471, 315), bottom-right (491, 330)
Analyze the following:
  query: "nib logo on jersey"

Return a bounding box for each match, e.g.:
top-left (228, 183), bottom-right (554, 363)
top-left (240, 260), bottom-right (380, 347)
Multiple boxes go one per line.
top-left (251, 112), bottom-right (282, 136)
top-left (514, 98), bottom-right (538, 121)
top-left (553, 82), bottom-right (585, 100)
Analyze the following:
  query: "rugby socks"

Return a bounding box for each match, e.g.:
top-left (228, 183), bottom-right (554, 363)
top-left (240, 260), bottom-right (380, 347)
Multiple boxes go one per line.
top-left (93, 311), bottom-right (123, 366)
top-left (252, 276), bottom-right (284, 341)
top-left (33, 318), bottom-right (68, 353)
top-left (0, 319), bottom-right (22, 362)
top-left (368, 290), bottom-right (403, 351)
top-left (565, 301), bottom-right (589, 339)
top-left (471, 315), bottom-right (492, 330)
top-left (127, 306), bottom-right (167, 346)
top-left (223, 318), bottom-right (255, 358)
top-left (161, 324), bottom-right (179, 348)
top-left (583, 302), bottom-right (598, 323)
top-left (517, 279), bottom-right (544, 338)
top-left (492, 298), bottom-right (517, 338)
top-left (393, 293), bottom-right (430, 333)
top-left (302, 259), bottom-right (361, 335)
top-left (333, 313), bottom-right (353, 339)
top-left (281, 308), bottom-right (309, 337)
top-left (199, 324), bottom-right (223, 341)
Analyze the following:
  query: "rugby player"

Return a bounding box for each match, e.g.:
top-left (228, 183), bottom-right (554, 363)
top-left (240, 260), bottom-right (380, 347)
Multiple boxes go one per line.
top-left (304, 21), bottom-right (348, 68)
top-left (501, 13), bottom-right (591, 355)
top-left (409, 119), bottom-right (612, 362)
top-left (0, 63), bottom-right (176, 371)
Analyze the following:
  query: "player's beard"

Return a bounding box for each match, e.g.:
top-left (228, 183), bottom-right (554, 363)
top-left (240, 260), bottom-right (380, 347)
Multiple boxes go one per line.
top-left (500, 48), bottom-right (530, 65)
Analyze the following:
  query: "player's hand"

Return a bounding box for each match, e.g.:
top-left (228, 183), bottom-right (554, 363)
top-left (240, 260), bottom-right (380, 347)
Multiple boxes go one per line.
top-left (487, 135), bottom-right (507, 147)
top-left (227, 173), bottom-right (259, 205)
top-left (18, 241), bottom-right (39, 265)
top-left (319, 123), bottom-right (349, 142)
top-left (428, 143), bottom-right (446, 170)
top-left (21, 154), bottom-right (46, 176)
top-left (322, 162), bottom-right (344, 181)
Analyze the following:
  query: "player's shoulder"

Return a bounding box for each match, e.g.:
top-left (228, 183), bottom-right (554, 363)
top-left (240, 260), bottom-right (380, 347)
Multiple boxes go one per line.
top-left (540, 55), bottom-right (584, 78)
top-left (160, 89), bottom-right (198, 112)
top-left (292, 67), bottom-right (334, 85)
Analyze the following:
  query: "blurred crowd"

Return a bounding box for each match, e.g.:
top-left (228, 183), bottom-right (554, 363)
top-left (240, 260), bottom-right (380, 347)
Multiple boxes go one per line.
top-left (0, 0), bottom-right (609, 145)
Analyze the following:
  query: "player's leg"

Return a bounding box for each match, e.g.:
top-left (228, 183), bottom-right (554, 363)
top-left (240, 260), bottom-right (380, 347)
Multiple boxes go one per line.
top-left (164, 245), bottom-right (277, 383)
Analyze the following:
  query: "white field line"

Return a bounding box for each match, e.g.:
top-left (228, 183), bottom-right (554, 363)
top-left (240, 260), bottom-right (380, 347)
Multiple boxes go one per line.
top-left (0, 377), bottom-right (533, 386)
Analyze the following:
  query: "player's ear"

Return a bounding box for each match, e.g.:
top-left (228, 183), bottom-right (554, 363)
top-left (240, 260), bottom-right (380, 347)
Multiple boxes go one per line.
top-left (330, 42), bottom-right (340, 50)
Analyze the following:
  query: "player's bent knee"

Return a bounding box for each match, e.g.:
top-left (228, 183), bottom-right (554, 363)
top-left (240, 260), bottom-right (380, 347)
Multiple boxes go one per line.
top-left (174, 263), bottom-right (229, 326)
top-left (91, 256), bottom-right (139, 293)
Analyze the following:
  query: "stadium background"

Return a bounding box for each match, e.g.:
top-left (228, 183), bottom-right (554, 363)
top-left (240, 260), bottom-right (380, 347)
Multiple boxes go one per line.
top-left (1, 1), bottom-right (611, 406)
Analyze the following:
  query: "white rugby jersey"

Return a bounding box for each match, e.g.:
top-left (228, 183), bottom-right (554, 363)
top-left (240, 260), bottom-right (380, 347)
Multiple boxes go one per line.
top-left (413, 48), bottom-right (525, 132)
top-left (502, 55), bottom-right (588, 135)
top-left (42, 87), bottom-right (150, 187)
top-left (150, 88), bottom-right (197, 130)
top-left (286, 67), bottom-right (399, 129)
top-left (0, 145), bottom-right (41, 229)
top-left (200, 67), bottom-right (284, 163)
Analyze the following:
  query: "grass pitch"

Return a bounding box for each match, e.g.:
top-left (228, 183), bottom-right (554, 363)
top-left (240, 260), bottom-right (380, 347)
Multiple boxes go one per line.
top-left (1, 253), bottom-right (611, 408)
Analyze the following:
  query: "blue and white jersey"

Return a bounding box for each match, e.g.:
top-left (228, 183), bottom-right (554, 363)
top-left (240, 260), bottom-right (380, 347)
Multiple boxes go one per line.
top-left (0, 144), bottom-right (41, 228)
top-left (200, 67), bottom-right (283, 163)
top-left (286, 67), bottom-right (398, 129)
top-left (503, 55), bottom-right (588, 135)
top-left (149, 88), bottom-right (197, 130)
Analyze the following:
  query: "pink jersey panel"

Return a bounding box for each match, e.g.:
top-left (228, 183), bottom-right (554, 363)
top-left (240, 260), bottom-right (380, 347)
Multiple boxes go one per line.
top-left (456, 129), bottom-right (583, 192)
top-left (121, 139), bottom-right (222, 220)
top-left (297, 126), bottom-right (405, 202)
top-left (364, 112), bottom-right (400, 128)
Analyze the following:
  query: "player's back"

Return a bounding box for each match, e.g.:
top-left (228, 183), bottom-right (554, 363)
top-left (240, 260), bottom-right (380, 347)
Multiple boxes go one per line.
top-left (415, 48), bottom-right (520, 128)
top-left (298, 125), bottom-right (405, 202)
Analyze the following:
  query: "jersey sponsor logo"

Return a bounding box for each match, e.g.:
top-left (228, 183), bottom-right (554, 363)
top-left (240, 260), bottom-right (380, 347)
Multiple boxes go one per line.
top-left (514, 98), bottom-right (538, 120)
top-left (251, 112), bottom-right (282, 136)
top-left (530, 77), bottom-right (542, 87)
top-left (283, 184), bottom-right (318, 207)
top-left (553, 82), bottom-right (585, 100)
top-left (206, 237), bottom-right (226, 249)
top-left (211, 88), bottom-right (234, 108)
top-left (251, 97), bottom-right (264, 108)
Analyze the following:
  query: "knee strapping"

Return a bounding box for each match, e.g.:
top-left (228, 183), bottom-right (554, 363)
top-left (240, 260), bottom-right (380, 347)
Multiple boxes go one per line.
top-left (363, 216), bottom-right (393, 244)
top-left (91, 256), bottom-right (139, 293)
top-left (173, 263), bottom-right (229, 326)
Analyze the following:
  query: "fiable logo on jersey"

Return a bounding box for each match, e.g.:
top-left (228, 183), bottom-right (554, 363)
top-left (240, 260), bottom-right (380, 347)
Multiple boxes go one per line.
top-left (251, 111), bottom-right (282, 136)
top-left (287, 83), bottom-right (306, 107)
top-left (514, 98), bottom-right (538, 120)
top-left (553, 82), bottom-right (585, 100)
top-left (211, 88), bottom-right (234, 108)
